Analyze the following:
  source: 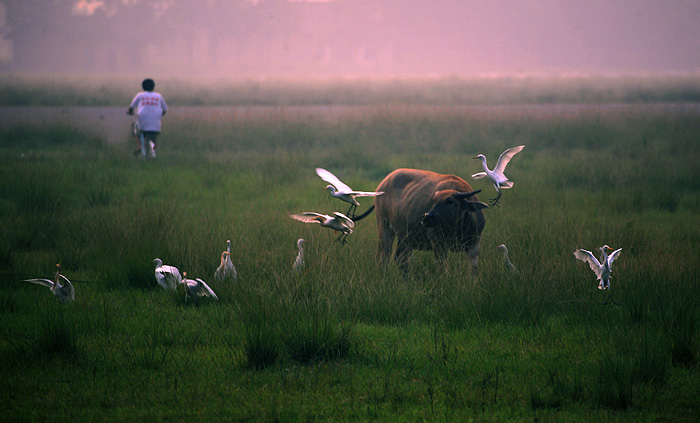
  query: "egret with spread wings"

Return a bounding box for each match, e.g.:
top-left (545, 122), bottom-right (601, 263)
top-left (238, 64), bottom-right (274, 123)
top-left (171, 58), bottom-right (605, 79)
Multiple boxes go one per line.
top-left (316, 168), bottom-right (383, 217)
top-left (24, 263), bottom-right (75, 304)
top-left (472, 145), bottom-right (524, 206)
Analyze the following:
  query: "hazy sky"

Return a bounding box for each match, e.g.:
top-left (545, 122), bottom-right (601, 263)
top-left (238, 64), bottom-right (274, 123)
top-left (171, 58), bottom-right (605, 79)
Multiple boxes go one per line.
top-left (3, 0), bottom-right (700, 77)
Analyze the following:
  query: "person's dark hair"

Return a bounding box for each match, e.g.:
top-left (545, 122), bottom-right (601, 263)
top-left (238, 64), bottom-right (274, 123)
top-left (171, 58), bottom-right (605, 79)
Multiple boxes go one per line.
top-left (142, 78), bottom-right (155, 91)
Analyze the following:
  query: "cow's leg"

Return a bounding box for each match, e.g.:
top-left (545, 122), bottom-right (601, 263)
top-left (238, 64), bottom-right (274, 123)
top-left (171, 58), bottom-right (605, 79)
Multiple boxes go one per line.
top-left (394, 239), bottom-right (412, 275)
top-left (377, 221), bottom-right (394, 266)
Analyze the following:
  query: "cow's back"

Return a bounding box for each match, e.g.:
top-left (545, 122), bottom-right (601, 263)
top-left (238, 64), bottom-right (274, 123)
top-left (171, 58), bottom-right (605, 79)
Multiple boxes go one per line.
top-left (375, 169), bottom-right (473, 226)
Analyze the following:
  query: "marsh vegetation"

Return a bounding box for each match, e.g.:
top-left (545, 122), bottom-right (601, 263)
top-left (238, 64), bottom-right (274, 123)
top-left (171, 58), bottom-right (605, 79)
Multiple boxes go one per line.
top-left (1, 76), bottom-right (699, 421)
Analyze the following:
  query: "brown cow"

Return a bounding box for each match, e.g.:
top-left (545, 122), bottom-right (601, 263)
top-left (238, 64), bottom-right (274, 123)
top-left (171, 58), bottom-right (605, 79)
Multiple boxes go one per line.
top-left (354, 168), bottom-right (488, 275)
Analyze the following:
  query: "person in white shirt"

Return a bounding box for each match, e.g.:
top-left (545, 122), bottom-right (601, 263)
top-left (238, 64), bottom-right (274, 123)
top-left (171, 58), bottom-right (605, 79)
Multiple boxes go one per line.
top-left (127, 78), bottom-right (168, 159)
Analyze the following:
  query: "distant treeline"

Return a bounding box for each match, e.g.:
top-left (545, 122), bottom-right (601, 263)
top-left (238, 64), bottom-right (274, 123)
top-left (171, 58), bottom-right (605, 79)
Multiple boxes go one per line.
top-left (2, 74), bottom-right (700, 107)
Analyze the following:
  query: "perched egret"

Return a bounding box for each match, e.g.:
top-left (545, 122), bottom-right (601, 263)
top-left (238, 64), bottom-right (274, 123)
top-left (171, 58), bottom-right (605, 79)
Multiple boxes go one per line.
top-left (214, 240), bottom-right (237, 282)
top-left (153, 258), bottom-right (182, 291)
top-left (315, 168), bottom-right (383, 217)
top-left (574, 245), bottom-right (622, 304)
top-left (472, 145), bottom-right (525, 206)
top-left (24, 263), bottom-right (75, 304)
top-left (293, 238), bottom-right (305, 272)
top-left (497, 244), bottom-right (519, 274)
top-left (181, 272), bottom-right (218, 302)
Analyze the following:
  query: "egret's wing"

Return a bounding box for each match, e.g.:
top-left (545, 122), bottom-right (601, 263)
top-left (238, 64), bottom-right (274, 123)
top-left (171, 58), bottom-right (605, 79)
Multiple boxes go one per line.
top-left (223, 256), bottom-right (237, 279)
top-left (350, 190), bottom-right (383, 198)
top-left (57, 280), bottom-right (76, 302)
top-left (196, 279), bottom-right (218, 299)
top-left (607, 248), bottom-right (622, 266)
top-left (289, 212), bottom-right (325, 224)
top-left (316, 168), bottom-right (352, 192)
top-left (223, 255), bottom-right (235, 271)
top-left (162, 265), bottom-right (182, 281)
top-left (214, 267), bottom-right (223, 282)
top-left (333, 212), bottom-right (355, 228)
top-left (471, 172), bottom-right (488, 179)
top-left (57, 274), bottom-right (72, 285)
top-left (293, 244), bottom-right (304, 271)
top-left (293, 256), bottom-right (304, 272)
top-left (23, 278), bottom-right (54, 288)
top-left (156, 266), bottom-right (182, 289)
top-left (499, 180), bottom-right (514, 189)
top-left (493, 145), bottom-right (524, 176)
top-left (573, 249), bottom-right (603, 278)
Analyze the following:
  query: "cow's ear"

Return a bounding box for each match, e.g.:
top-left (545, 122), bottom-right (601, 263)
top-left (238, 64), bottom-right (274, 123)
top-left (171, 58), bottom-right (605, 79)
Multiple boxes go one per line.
top-left (464, 200), bottom-right (488, 212)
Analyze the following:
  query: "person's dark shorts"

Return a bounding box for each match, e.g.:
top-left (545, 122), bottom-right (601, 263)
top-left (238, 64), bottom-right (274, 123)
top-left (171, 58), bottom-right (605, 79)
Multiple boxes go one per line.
top-left (141, 131), bottom-right (160, 142)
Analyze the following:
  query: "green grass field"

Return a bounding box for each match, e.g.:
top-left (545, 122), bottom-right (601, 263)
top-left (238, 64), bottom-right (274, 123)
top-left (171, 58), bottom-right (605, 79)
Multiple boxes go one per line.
top-left (1, 77), bottom-right (699, 421)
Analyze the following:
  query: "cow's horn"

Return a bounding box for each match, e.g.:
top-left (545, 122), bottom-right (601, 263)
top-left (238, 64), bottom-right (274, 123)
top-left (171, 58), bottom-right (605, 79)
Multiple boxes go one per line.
top-left (454, 189), bottom-right (481, 199)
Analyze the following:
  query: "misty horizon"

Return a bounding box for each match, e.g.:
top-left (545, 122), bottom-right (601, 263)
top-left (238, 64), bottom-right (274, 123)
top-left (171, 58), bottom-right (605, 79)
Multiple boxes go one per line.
top-left (2, 0), bottom-right (700, 79)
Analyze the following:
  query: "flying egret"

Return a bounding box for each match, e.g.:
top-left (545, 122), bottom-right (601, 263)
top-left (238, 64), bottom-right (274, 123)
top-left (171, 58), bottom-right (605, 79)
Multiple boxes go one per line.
top-left (315, 168), bottom-right (383, 218)
top-left (214, 240), bottom-right (237, 282)
top-left (289, 211), bottom-right (355, 243)
top-left (23, 263), bottom-right (75, 304)
top-left (293, 238), bottom-right (305, 272)
top-left (181, 272), bottom-right (218, 302)
top-left (497, 244), bottom-right (519, 274)
top-left (472, 145), bottom-right (525, 206)
top-left (574, 245), bottom-right (622, 304)
top-left (153, 258), bottom-right (182, 291)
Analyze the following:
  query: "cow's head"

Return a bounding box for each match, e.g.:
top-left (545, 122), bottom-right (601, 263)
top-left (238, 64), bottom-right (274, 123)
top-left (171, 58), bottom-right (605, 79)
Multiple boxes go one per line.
top-left (421, 189), bottom-right (488, 228)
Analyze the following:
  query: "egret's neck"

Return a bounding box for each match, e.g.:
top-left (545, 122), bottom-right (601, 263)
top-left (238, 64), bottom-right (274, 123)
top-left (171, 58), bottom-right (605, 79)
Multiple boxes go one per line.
top-left (479, 156), bottom-right (489, 171)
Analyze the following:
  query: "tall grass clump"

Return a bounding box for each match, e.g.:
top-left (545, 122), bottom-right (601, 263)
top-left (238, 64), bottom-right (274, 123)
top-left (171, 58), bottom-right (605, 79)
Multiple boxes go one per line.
top-left (594, 327), bottom-right (672, 410)
top-left (32, 305), bottom-right (78, 360)
top-left (665, 303), bottom-right (699, 367)
top-left (235, 292), bottom-right (281, 370)
top-left (277, 275), bottom-right (355, 363)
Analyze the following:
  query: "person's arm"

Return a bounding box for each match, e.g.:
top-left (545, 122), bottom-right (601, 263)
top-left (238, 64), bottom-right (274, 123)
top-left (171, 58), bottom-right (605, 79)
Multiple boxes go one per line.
top-left (128, 93), bottom-right (141, 115)
top-left (160, 95), bottom-right (168, 117)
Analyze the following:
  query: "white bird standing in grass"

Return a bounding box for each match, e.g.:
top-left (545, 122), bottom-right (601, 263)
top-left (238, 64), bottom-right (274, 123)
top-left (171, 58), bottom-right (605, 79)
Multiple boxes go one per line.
top-left (153, 258), bottom-right (182, 291)
top-left (293, 238), bottom-right (305, 272)
top-left (181, 272), bottom-right (218, 302)
top-left (497, 244), bottom-right (519, 274)
top-left (315, 168), bottom-right (384, 217)
top-left (574, 245), bottom-right (622, 304)
top-left (24, 263), bottom-right (75, 304)
top-left (214, 240), bottom-right (237, 282)
top-left (472, 145), bottom-right (525, 206)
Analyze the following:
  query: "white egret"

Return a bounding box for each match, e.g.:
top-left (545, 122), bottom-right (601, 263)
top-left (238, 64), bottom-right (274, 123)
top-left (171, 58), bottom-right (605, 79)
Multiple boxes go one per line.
top-left (214, 240), bottom-right (237, 282)
top-left (23, 263), bottom-right (75, 304)
top-left (153, 258), bottom-right (182, 291)
top-left (472, 145), bottom-right (525, 206)
top-left (497, 244), bottom-right (519, 274)
top-left (181, 272), bottom-right (218, 302)
top-left (289, 211), bottom-right (355, 244)
top-left (574, 245), bottom-right (622, 304)
top-left (315, 168), bottom-right (383, 217)
top-left (293, 238), bottom-right (305, 272)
